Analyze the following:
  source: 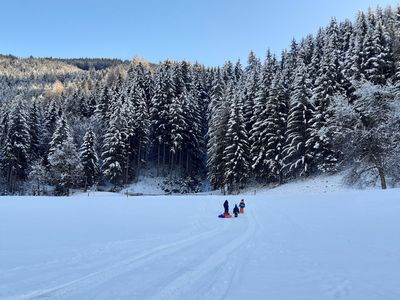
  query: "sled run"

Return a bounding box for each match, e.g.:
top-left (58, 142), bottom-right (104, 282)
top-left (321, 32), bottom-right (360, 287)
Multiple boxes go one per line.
top-left (1, 177), bottom-right (400, 300)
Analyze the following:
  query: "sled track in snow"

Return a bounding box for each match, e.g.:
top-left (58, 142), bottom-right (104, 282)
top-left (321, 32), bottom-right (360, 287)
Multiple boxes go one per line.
top-left (5, 222), bottom-right (229, 300)
top-left (148, 212), bottom-right (258, 300)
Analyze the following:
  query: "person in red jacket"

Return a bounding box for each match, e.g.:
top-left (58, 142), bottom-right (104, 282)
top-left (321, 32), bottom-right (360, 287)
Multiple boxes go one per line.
top-left (239, 199), bottom-right (245, 214)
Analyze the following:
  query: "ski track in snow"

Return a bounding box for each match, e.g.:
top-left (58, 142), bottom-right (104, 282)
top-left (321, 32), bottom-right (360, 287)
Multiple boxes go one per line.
top-left (1, 183), bottom-right (400, 300)
top-left (148, 212), bottom-right (258, 300)
top-left (4, 223), bottom-right (228, 299)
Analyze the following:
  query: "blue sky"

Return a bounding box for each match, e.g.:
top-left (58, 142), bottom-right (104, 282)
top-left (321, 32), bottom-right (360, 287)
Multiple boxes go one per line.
top-left (1, 0), bottom-right (398, 66)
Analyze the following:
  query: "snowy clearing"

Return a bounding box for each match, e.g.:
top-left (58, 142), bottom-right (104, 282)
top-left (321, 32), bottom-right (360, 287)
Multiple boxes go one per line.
top-left (1, 178), bottom-right (400, 300)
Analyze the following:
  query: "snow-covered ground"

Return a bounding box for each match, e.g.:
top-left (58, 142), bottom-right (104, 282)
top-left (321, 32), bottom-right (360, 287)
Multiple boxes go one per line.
top-left (1, 177), bottom-right (400, 300)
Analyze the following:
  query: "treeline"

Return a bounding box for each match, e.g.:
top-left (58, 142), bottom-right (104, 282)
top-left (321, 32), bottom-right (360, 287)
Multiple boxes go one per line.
top-left (1, 6), bottom-right (400, 195)
top-left (50, 58), bottom-right (131, 70)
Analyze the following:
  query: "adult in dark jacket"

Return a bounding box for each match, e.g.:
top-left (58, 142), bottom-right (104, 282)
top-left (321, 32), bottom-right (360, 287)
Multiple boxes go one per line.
top-left (223, 200), bottom-right (229, 214)
top-left (233, 204), bottom-right (239, 217)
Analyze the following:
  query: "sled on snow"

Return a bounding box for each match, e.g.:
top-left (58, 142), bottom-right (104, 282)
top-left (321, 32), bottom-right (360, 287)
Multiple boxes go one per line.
top-left (218, 212), bottom-right (232, 218)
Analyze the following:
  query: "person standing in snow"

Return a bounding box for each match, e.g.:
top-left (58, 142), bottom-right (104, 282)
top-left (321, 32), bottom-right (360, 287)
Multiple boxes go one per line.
top-left (223, 200), bottom-right (229, 214)
top-left (233, 204), bottom-right (239, 217)
top-left (239, 199), bottom-right (245, 214)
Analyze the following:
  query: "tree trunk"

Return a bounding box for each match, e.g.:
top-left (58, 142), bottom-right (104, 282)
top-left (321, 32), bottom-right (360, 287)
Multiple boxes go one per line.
top-left (170, 152), bottom-right (174, 175)
top-left (137, 140), bottom-right (142, 180)
top-left (178, 150), bottom-right (182, 174)
top-left (278, 170), bottom-right (284, 185)
top-left (186, 150), bottom-right (189, 174)
top-left (157, 143), bottom-right (160, 176)
top-left (377, 167), bottom-right (387, 190)
top-left (125, 155), bottom-right (129, 184)
top-left (372, 155), bottom-right (387, 190)
top-left (163, 144), bottom-right (166, 168)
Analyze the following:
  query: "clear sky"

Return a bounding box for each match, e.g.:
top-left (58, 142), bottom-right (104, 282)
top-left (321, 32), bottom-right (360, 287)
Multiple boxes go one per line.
top-left (1, 0), bottom-right (399, 66)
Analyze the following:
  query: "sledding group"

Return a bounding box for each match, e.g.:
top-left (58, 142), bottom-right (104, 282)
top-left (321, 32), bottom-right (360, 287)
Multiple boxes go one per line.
top-left (218, 199), bottom-right (245, 218)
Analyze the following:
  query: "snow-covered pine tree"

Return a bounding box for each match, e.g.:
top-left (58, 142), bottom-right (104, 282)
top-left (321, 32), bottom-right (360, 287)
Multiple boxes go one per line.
top-left (287, 39), bottom-right (299, 83)
top-left (101, 86), bottom-right (133, 187)
top-left (0, 98), bottom-right (30, 192)
top-left (392, 6), bottom-right (400, 83)
top-left (302, 35), bottom-right (315, 68)
top-left (130, 62), bottom-right (154, 107)
top-left (80, 128), bottom-right (99, 188)
top-left (308, 18), bottom-right (342, 173)
top-left (191, 64), bottom-right (209, 163)
top-left (95, 84), bottom-right (111, 124)
top-left (87, 81), bottom-right (99, 117)
top-left (234, 59), bottom-right (244, 83)
top-left (363, 20), bottom-right (393, 85)
top-left (207, 70), bottom-right (228, 189)
top-left (249, 51), bottom-right (276, 181)
top-left (223, 86), bottom-right (250, 194)
top-left (130, 83), bottom-right (150, 176)
top-left (309, 28), bottom-right (325, 87)
top-left (182, 87), bottom-right (204, 175)
top-left (47, 116), bottom-right (82, 195)
top-left (168, 62), bottom-right (204, 175)
top-left (151, 61), bottom-right (176, 174)
top-left (282, 59), bottom-right (314, 179)
top-left (263, 71), bottom-right (288, 184)
top-left (125, 60), bottom-right (152, 177)
top-left (0, 102), bottom-right (10, 149)
top-left (242, 51), bottom-right (261, 136)
top-left (43, 99), bottom-right (60, 150)
top-left (340, 20), bottom-right (357, 100)
top-left (169, 89), bottom-right (188, 171)
top-left (27, 98), bottom-right (43, 159)
top-left (351, 11), bottom-right (369, 81)
top-left (48, 116), bottom-right (70, 155)
top-left (222, 61), bottom-right (235, 83)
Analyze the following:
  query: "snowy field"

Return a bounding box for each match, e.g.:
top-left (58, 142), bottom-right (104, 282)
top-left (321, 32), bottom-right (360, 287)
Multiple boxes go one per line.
top-left (1, 177), bottom-right (400, 300)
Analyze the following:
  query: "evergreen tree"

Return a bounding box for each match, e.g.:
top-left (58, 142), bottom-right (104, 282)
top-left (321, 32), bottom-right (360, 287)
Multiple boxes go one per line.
top-left (95, 84), bottom-right (111, 124)
top-left (243, 52), bottom-right (261, 135)
top-left (351, 11), bottom-right (368, 81)
top-left (308, 19), bottom-right (342, 172)
top-left (0, 99), bottom-right (30, 192)
top-left (131, 84), bottom-right (150, 175)
top-left (0, 103), bottom-right (10, 148)
top-left (27, 98), bottom-right (42, 159)
top-left (207, 71), bottom-right (229, 189)
top-left (43, 99), bottom-right (60, 149)
top-left (151, 61), bottom-right (176, 173)
top-left (47, 116), bottom-right (82, 195)
top-left (249, 51), bottom-right (276, 180)
top-left (363, 20), bottom-right (393, 84)
top-left (48, 117), bottom-right (71, 155)
top-left (223, 88), bottom-right (250, 193)
top-left (101, 97), bottom-right (129, 187)
top-left (282, 60), bottom-right (314, 178)
top-left (80, 128), bottom-right (99, 188)
top-left (263, 72), bottom-right (288, 183)
top-left (169, 90), bottom-right (187, 169)
top-left (48, 139), bottom-right (82, 195)
top-left (183, 87), bottom-right (204, 175)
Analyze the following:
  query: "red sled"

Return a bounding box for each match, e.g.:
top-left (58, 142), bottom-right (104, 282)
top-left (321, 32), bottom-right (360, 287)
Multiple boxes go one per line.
top-left (218, 213), bottom-right (232, 218)
top-left (224, 212), bottom-right (232, 218)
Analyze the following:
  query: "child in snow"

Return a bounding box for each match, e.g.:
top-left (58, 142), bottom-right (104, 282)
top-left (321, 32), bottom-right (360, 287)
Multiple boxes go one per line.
top-left (239, 199), bottom-right (245, 214)
top-left (233, 204), bottom-right (239, 217)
